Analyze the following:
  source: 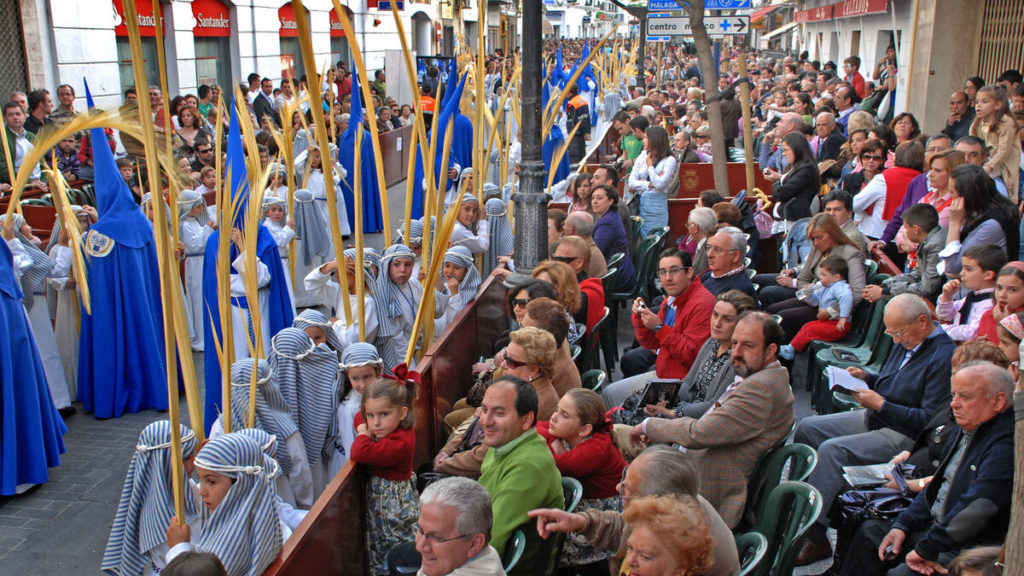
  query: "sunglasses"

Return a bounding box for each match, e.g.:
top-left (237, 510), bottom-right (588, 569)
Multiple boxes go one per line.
top-left (198, 147), bottom-right (213, 154)
top-left (861, 154), bottom-right (884, 161)
top-left (502, 353), bottom-right (528, 369)
top-left (552, 255), bottom-right (578, 264)
top-left (512, 298), bottom-right (531, 308)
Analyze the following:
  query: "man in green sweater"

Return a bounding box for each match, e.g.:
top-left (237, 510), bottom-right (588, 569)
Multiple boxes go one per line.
top-left (479, 376), bottom-right (564, 576)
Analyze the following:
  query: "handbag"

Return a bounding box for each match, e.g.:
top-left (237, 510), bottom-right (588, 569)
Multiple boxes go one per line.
top-left (838, 488), bottom-right (913, 524)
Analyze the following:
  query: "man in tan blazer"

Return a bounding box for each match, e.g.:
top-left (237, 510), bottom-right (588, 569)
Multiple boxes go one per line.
top-left (629, 311), bottom-right (796, 528)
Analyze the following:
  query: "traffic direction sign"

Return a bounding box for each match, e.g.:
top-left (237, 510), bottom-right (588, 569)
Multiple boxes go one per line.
top-left (648, 0), bottom-right (751, 10)
top-left (646, 14), bottom-right (749, 36)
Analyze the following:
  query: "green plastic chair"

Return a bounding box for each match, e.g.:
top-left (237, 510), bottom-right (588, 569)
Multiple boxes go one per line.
top-left (864, 259), bottom-right (878, 280)
top-left (570, 344), bottom-right (581, 361)
top-left (562, 477), bottom-right (583, 513)
top-left (21, 198), bottom-right (51, 207)
top-left (749, 443), bottom-right (818, 522)
top-left (805, 299), bottom-right (876, 392)
top-left (606, 252), bottom-right (625, 271)
top-left (831, 390), bottom-right (863, 412)
top-left (598, 267), bottom-right (620, 374)
top-left (808, 297), bottom-right (892, 411)
top-left (630, 215), bottom-right (644, 253)
top-left (570, 323), bottom-right (587, 345)
top-left (751, 481), bottom-right (823, 576)
top-left (502, 528), bottom-right (527, 572)
top-left (80, 183), bottom-right (96, 206)
top-left (580, 369), bottom-right (607, 394)
top-left (577, 307), bottom-right (610, 373)
top-left (735, 531), bottom-right (769, 576)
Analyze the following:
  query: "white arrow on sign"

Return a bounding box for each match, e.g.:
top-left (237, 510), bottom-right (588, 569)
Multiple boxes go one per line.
top-left (646, 15), bottom-right (749, 36)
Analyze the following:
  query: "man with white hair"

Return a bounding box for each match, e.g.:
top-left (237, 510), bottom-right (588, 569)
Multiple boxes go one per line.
top-left (793, 294), bottom-right (958, 565)
top-left (814, 111), bottom-right (846, 162)
top-left (839, 361), bottom-right (1016, 576)
top-left (415, 477), bottom-right (507, 576)
top-left (699, 226), bottom-right (756, 299)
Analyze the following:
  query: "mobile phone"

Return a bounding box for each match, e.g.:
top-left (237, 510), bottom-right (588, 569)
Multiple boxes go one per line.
top-left (884, 544), bottom-right (897, 561)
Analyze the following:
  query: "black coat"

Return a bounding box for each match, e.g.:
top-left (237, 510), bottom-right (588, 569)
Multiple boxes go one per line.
top-left (253, 92), bottom-right (280, 128)
top-left (772, 162), bottom-right (820, 221)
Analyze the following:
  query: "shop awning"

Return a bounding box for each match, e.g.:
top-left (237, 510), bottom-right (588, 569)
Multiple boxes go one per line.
top-left (760, 20), bottom-right (799, 41)
top-left (750, 4), bottom-right (781, 23)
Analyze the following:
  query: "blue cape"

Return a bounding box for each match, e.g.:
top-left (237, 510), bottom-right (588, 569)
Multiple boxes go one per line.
top-left (1, 240), bottom-right (66, 494)
top-left (339, 72), bottom-right (384, 233)
top-left (411, 70), bottom-right (469, 218)
top-left (76, 81), bottom-right (168, 418)
top-left (201, 227), bottom-right (294, 433)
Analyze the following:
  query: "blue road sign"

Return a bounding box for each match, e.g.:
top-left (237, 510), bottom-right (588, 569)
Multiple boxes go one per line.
top-left (648, 0), bottom-right (751, 10)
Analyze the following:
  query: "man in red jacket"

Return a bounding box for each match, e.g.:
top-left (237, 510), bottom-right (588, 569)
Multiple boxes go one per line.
top-left (600, 248), bottom-right (715, 407)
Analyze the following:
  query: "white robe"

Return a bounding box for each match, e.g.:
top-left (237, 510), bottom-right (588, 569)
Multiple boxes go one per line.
top-left (329, 390), bottom-right (361, 478)
top-left (47, 245), bottom-right (79, 399)
top-left (449, 220), bottom-right (490, 255)
top-left (25, 257), bottom-right (71, 409)
top-left (382, 280), bottom-right (448, 366)
top-left (296, 149), bottom-right (350, 243)
top-left (229, 253), bottom-right (272, 361)
top-left (302, 267), bottom-right (379, 349)
top-left (263, 218), bottom-right (297, 316)
top-left (180, 219), bottom-right (215, 351)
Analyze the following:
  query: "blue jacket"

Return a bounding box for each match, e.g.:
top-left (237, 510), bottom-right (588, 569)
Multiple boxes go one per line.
top-left (865, 325), bottom-right (957, 438)
top-left (893, 408), bottom-right (1014, 562)
top-left (807, 280), bottom-right (853, 319)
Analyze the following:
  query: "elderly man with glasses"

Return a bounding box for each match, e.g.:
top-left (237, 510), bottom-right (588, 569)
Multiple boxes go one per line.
top-left (699, 226), bottom-right (756, 300)
top-left (599, 248), bottom-right (716, 408)
top-left (413, 477), bottom-right (507, 576)
top-left (792, 294), bottom-right (958, 566)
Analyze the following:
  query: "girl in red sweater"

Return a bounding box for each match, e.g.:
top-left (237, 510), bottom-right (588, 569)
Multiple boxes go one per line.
top-left (538, 389), bottom-right (626, 576)
top-left (350, 378), bottom-right (418, 576)
top-left (976, 262), bottom-right (1024, 343)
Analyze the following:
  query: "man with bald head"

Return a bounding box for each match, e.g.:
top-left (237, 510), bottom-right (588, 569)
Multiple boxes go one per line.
top-left (759, 112), bottom-right (805, 174)
top-left (942, 91), bottom-right (975, 141)
top-left (563, 211), bottom-right (607, 278)
top-left (815, 111), bottom-right (846, 162)
top-left (794, 294), bottom-right (958, 565)
top-left (840, 361), bottom-right (1015, 576)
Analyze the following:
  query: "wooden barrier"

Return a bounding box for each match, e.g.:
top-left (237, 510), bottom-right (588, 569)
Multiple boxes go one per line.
top-left (262, 275), bottom-right (510, 576)
top-left (379, 125), bottom-right (413, 188)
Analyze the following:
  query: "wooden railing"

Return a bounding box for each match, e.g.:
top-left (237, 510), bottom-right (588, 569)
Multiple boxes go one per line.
top-left (262, 275), bottom-right (510, 576)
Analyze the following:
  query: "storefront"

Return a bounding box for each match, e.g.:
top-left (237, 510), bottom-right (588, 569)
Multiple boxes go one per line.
top-left (192, 0), bottom-right (232, 89)
top-left (278, 3), bottom-right (306, 80)
top-left (113, 0), bottom-right (164, 92)
top-left (329, 8), bottom-right (350, 69)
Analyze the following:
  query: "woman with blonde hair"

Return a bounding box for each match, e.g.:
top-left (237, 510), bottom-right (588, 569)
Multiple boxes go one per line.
top-left (623, 495), bottom-right (714, 576)
top-left (502, 327), bottom-right (559, 420)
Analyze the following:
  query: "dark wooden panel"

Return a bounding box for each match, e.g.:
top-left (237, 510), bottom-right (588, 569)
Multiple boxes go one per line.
top-left (262, 462), bottom-right (368, 576)
top-left (379, 125), bottom-right (413, 188)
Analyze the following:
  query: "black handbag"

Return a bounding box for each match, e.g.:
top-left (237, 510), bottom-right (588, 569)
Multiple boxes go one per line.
top-left (838, 488), bottom-right (913, 524)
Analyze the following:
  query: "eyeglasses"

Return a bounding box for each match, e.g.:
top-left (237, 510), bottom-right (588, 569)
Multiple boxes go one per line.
top-left (500, 353), bottom-right (528, 369)
top-left (861, 154), bottom-right (884, 161)
top-left (552, 255), bottom-right (578, 264)
top-left (198, 147), bottom-right (213, 154)
top-left (657, 266), bottom-right (689, 277)
top-left (706, 245), bottom-right (738, 255)
top-left (413, 524), bottom-right (470, 545)
top-left (512, 298), bottom-right (530, 309)
top-left (884, 323), bottom-right (912, 338)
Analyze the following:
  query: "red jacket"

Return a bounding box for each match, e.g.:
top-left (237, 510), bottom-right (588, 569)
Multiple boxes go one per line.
top-left (537, 421), bottom-right (625, 499)
top-left (632, 277), bottom-right (715, 379)
top-left (350, 417), bottom-right (415, 481)
top-left (975, 304), bottom-right (1024, 344)
top-left (580, 276), bottom-right (605, 334)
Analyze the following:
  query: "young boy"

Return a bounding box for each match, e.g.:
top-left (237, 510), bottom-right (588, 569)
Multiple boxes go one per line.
top-left (862, 203), bottom-right (945, 303)
top-left (779, 255), bottom-right (854, 360)
top-left (935, 243), bottom-right (1006, 342)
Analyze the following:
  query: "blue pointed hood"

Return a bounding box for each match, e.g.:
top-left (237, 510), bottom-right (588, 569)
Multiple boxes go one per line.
top-left (85, 79), bottom-right (153, 248)
top-left (440, 58), bottom-right (459, 109)
top-left (555, 46), bottom-right (565, 89)
top-left (225, 95), bottom-right (249, 229)
top-left (438, 70), bottom-right (467, 127)
top-left (345, 72), bottom-right (363, 140)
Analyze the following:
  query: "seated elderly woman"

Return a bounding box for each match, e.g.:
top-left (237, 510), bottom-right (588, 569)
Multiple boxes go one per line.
top-left (684, 207), bottom-right (718, 275)
top-left (623, 495), bottom-right (714, 576)
top-left (433, 327), bottom-right (560, 478)
top-left (613, 290), bottom-right (755, 425)
top-left (761, 213), bottom-right (866, 342)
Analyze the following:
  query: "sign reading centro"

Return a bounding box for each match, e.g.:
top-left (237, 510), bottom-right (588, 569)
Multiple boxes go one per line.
top-left (192, 0), bottom-right (230, 37)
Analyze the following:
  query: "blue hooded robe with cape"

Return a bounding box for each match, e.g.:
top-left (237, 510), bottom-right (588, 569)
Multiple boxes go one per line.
top-left (542, 81), bottom-right (571, 184)
top-left (411, 65), bottom-right (469, 219)
top-left (202, 97), bottom-right (294, 433)
top-left (339, 73), bottom-right (384, 233)
top-left (77, 82), bottom-right (168, 419)
top-left (1, 238), bottom-right (66, 493)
